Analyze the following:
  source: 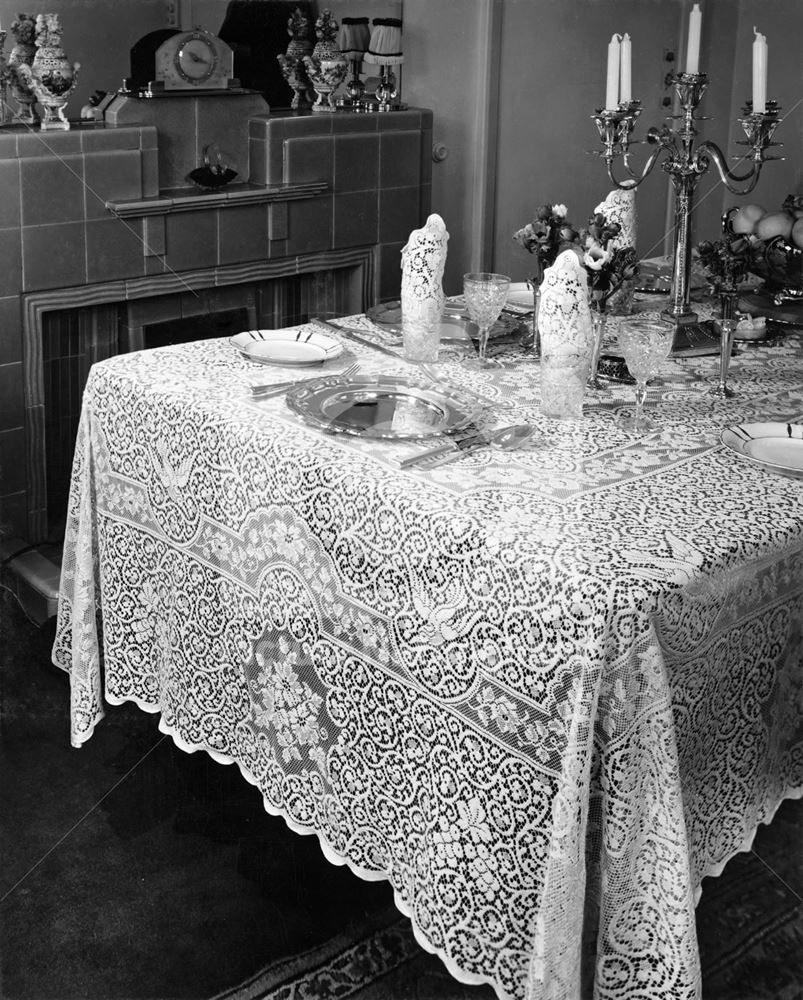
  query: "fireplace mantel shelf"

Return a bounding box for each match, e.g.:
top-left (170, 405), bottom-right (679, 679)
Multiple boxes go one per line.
top-left (107, 180), bottom-right (329, 218)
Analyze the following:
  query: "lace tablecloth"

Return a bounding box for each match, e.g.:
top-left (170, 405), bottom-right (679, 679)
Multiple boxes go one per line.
top-left (53, 311), bottom-right (803, 1000)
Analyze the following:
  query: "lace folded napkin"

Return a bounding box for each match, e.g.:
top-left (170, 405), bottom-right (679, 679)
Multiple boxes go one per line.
top-left (538, 249), bottom-right (594, 419)
top-left (400, 213), bottom-right (449, 362)
top-left (595, 188), bottom-right (637, 251)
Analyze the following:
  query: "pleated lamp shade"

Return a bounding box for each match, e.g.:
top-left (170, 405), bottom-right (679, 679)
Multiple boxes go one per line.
top-left (364, 17), bottom-right (404, 66)
top-left (337, 17), bottom-right (370, 59)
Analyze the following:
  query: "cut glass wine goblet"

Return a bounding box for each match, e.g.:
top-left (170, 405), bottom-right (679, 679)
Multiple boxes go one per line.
top-left (462, 272), bottom-right (511, 369)
top-left (617, 319), bottom-right (674, 433)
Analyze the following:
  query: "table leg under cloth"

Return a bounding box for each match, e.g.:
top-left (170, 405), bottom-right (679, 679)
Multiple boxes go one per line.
top-left (53, 367), bottom-right (803, 1000)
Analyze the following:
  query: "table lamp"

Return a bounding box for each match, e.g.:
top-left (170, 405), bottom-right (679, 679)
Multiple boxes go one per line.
top-left (362, 17), bottom-right (404, 112)
top-left (336, 16), bottom-right (370, 108)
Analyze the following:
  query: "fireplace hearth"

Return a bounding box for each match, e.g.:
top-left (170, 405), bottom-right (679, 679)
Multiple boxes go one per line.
top-left (0, 104), bottom-right (433, 589)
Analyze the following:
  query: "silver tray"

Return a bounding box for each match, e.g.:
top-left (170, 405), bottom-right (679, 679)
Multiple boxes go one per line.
top-left (285, 374), bottom-right (482, 441)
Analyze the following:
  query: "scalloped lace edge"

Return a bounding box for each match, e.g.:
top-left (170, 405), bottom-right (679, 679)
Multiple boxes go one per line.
top-left (692, 783), bottom-right (803, 905)
top-left (70, 691), bottom-right (802, 994)
top-left (78, 693), bottom-right (510, 999)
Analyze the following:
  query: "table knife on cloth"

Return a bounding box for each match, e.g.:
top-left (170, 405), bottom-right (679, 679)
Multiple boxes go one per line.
top-left (398, 433), bottom-right (488, 469)
top-left (399, 423), bottom-right (534, 469)
top-left (309, 318), bottom-right (402, 359)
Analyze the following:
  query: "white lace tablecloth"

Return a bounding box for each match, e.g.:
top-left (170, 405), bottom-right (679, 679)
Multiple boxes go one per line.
top-left (53, 312), bottom-right (803, 1000)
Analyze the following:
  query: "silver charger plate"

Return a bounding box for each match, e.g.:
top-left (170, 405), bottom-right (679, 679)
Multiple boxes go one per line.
top-left (285, 374), bottom-right (482, 441)
top-left (721, 421), bottom-right (803, 480)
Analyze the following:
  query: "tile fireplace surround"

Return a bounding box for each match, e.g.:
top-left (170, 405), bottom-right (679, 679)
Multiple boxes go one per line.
top-left (0, 99), bottom-right (433, 613)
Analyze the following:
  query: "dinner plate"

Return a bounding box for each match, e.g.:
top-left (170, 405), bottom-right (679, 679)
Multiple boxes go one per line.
top-left (285, 374), bottom-right (482, 440)
top-left (721, 421), bottom-right (803, 479)
top-left (506, 282), bottom-right (535, 311)
top-left (230, 327), bottom-right (344, 367)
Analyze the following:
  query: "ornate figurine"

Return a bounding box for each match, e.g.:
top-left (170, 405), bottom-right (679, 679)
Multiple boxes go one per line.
top-left (276, 7), bottom-right (315, 111)
top-left (7, 13), bottom-right (38, 125)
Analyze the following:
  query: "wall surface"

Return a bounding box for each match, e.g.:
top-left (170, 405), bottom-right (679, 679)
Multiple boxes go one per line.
top-left (404, 0), bottom-right (802, 285)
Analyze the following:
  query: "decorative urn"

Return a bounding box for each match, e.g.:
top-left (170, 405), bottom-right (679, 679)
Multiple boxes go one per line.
top-left (302, 10), bottom-right (347, 113)
top-left (16, 13), bottom-right (80, 130)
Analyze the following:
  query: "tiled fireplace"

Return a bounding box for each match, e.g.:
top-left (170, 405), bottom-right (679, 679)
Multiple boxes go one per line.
top-left (0, 99), bottom-right (433, 568)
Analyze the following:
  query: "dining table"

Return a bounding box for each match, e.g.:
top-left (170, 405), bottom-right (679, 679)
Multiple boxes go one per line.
top-left (53, 294), bottom-right (803, 1000)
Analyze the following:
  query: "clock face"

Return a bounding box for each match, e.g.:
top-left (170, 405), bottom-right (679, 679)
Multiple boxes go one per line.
top-left (152, 28), bottom-right (235, 91)
top-left (175, 35), bottom-right (217, 83)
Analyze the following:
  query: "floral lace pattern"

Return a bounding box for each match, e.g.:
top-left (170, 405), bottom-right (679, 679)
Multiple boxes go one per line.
top-left (53, 316), bottom-right (803, 1000)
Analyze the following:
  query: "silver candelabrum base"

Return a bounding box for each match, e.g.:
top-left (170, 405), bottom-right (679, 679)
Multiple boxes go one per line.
top-left (666, 316), bottom-right (721, 358)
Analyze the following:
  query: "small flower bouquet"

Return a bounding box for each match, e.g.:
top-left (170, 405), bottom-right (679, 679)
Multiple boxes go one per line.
top-left (514, 204), bottom-right (639, 306)
top-left (512, 203), bottom-right (580, 283)
top-left (580, 213), bottom-right (640, 312)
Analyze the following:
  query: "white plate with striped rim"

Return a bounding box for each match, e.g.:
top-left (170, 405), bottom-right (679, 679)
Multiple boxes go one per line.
top-left (721, 421), bottom-right (803, 479)
top-left (231, 326), bottom-right (344, 367)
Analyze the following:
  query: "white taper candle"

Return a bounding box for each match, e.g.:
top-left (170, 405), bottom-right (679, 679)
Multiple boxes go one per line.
top-left (620, 33), bottom-right (632, 103)
top-left (686, 4), bottom-right (702, 74)
top-left (605, 34), bottom-right (621, 110)
top-left (752, 27), bottom-right (767, 113)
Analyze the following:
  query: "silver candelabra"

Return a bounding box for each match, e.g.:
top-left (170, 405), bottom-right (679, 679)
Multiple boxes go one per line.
top-left (592, 73), bottom-right (782, 351)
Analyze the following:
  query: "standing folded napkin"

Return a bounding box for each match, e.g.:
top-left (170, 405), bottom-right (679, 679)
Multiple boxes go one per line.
top-left (595, 189), bottom-right (637, 314)
top-left (538, 249), bottom-right (594, 419)
top-left (400, 213), bottom-right (449, 362)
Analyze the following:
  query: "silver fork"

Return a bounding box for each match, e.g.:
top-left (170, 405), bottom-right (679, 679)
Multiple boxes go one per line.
top-left (250, 362), bottom-right (359, 399)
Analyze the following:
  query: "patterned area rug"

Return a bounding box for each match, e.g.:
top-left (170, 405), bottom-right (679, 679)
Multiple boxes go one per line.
top-left (215, 803), bottom-right (803, 1000)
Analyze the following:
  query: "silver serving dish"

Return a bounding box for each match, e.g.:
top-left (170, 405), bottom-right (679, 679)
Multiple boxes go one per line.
top-left (285, 374), bottom-right (482, 441)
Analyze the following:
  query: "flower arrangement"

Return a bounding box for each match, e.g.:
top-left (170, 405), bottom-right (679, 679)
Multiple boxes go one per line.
top-left (512, 203), bottom-right (579, 282)
top-left (696, 234), bottom-right (753, 291)
top-left (10, 12), bottom-right (37, 47)
top-left (513, 203), bottom-right (639, 311)
top-left (34, 12), bottom-right (62, 48)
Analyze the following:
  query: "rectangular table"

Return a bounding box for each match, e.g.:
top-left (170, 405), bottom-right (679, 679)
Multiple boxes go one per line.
top-left (54, 313), bottom-right (803, 1000)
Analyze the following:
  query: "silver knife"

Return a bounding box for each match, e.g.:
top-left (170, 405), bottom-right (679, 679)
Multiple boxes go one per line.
top-left (310, 317), bottom-right (403, 360)
top-left (398, 432), bottom-right (488, 469)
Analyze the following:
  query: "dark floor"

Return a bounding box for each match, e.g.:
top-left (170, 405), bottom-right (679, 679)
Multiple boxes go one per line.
top-left (1, 578), bottom-right (801, 1000)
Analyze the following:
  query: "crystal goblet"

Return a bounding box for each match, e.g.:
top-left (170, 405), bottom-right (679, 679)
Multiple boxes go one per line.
top-left (617, 319), bottom-right (674, 433)
top-left (462, 272), bottom-right (511, 368)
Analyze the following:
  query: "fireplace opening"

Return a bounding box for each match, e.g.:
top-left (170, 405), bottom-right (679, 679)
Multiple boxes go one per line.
top-left (37, 259), bottom-right (373, 543)
top-left (143, 308), bottom-right (251, 350)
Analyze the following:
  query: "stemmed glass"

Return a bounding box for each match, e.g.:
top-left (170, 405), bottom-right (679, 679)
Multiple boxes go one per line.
top-left (462, 272), bottom-right (511, 368)
top-left (617, 319), bottom-right (674, 433)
